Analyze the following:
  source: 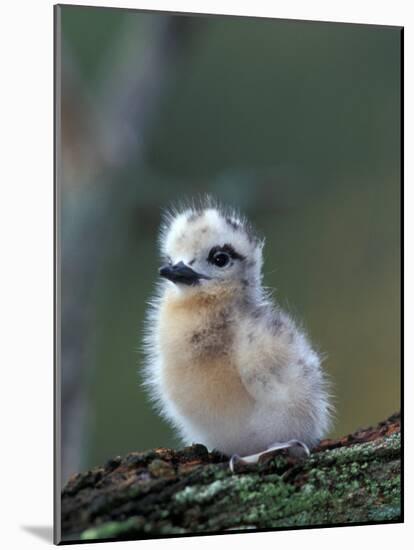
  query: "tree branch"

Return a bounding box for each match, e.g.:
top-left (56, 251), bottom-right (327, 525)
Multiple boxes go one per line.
top-left (60, 413), bottom-right (401, 542)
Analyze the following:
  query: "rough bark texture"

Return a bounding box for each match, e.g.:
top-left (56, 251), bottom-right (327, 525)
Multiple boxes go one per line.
top-left (60, 413), bottom-right (401, 543)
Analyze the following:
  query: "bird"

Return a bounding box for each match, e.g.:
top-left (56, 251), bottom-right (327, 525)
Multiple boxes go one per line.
top-left (143, 198), bottom-right (333, 470)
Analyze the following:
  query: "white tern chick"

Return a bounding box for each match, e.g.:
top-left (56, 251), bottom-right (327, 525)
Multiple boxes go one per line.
top-left (143, 201), bottom-right (332, 469)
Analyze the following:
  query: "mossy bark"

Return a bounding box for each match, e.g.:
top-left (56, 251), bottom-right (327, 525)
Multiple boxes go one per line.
top-left (60, 413), bottom-right (401, 543)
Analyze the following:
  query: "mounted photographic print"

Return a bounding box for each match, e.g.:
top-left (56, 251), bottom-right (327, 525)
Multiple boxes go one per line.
top-left (54, 4), bottom-right (403, 544)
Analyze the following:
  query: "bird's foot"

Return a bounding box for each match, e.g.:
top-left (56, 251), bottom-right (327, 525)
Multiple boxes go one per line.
top-left (229, 440), bottom-right (310, 473)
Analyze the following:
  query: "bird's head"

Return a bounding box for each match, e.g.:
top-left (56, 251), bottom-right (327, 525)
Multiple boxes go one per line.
top-left (158, 202), bottom-right (264, 299)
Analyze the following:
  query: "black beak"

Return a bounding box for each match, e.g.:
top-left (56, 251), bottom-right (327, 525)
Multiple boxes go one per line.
top-left (159, 261), bottom-right (209, 286)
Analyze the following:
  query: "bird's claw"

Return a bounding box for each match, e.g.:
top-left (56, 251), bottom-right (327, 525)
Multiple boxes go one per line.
top-left (229, 439), bottom-right (310, 473)
top-left (229, 454), bottom-right (241, 473)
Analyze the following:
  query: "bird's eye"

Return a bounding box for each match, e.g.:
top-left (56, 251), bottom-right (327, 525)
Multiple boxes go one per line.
top-left (212, 251), bottom-right (230, 268)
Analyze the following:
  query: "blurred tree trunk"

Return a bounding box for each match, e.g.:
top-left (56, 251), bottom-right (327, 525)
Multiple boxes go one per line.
top-left (57, 13), bottom-right (202, 483)
top-left (60, 413), bottom-right (401, 542)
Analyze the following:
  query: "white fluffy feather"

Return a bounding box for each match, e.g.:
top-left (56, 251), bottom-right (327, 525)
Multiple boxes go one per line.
top-left (142, 200), bottom-right (333, 456)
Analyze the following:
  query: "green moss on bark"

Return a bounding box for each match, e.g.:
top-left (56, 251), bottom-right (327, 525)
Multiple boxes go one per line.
top-left (61, 414), bottom-right (401, 542)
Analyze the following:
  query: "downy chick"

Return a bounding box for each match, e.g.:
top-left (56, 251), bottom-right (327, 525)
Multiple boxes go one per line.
top-left (143, 201), bottom-right (332, 468)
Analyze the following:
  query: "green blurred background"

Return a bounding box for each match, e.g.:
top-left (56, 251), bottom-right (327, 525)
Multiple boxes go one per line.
top-left (58, 6), bottom-right (401, 481)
